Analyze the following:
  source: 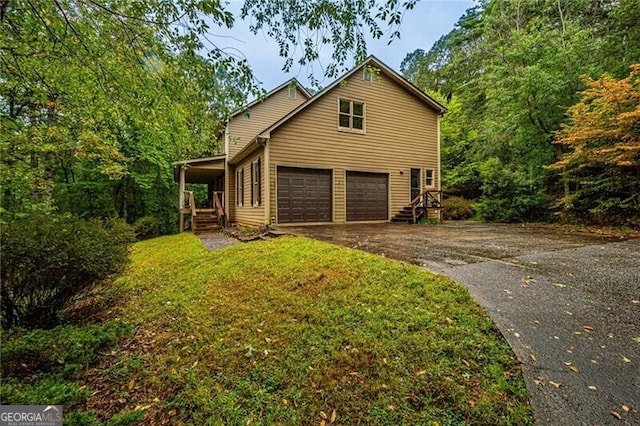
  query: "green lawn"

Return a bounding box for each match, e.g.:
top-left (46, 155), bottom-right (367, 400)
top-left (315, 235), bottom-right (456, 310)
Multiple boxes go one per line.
top-left (1, 234), bottom-right (532, 425)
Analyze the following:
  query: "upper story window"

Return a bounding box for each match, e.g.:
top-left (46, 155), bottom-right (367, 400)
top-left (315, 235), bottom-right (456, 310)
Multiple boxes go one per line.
top-left (338, 99), bottom-right (365, 132)
top-left (363, 68), bottom-right (374, 82)
top-left (425, 169), bottom-right (435, 187)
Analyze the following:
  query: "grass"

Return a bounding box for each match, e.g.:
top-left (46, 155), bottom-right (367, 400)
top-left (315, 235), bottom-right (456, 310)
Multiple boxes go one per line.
top-left (1, 234), bottom-right (532, 425)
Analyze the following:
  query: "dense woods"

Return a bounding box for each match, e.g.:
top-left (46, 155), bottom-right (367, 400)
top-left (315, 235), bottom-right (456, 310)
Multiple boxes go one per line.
top-left (402, 0), bottom-right (640, 226)
top-left (3, 1), bottom-right (637, 231)
top-left (1, 0), bottom-right (414, 232)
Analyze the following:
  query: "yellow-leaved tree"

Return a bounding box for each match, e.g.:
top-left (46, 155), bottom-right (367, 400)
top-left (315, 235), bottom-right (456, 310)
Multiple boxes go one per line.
top-left (551, 64), bottom-right (640, 227)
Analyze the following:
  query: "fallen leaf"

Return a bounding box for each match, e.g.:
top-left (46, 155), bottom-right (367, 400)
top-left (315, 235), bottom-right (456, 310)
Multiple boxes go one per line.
top-left (622, 405), bottom-right (630, 412)
top-left (568, 365), bottom-right (579, 373)
top-left (530, 354), bottom-right (537, 362)
top-left (192, 360), bottom-right (199, 368)
top-left (553, 283), bottom-right (567, 288)
top-left (128, 378), bottom-right (135, 390)
top-left (386, 405), bottom-right (395, 411)
top-left (134, 404), bottom-right (153, 411)
top-left (417, 370), bottom-right (426, 376)
top-left (330, 409), bottom-right (337, 423)
top-left (514, 332), bottom-right (521, 338)
top-left (588, 385), bottom-right (597, 390)
top-left (565, 311), bottom-right (573, 316)
top-left (320, 420), bottom-right (326, 426)
top-left (622, 356), bottom-right (631, 363)
top-left (611, 411), bottom-right (622, 420)
top-left (320, 411), bottom-right (328, 420)
top-left (549, 381), bottom-right (562, 388)
top-left (583, 325), bottom-right (595, 332)
top-left (633, 337), bottom-right (640, 344)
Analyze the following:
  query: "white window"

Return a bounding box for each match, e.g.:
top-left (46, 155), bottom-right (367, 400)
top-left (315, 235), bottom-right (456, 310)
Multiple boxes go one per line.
top-left (425, 169), bottom-right (435, 187)
top-left (338, 99), bottom-right (365, 132)
top-left (363, 68), bottom-right (373, 82)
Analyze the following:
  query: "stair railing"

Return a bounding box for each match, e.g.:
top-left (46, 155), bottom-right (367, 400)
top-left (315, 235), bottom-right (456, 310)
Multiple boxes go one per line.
top-left (410, 190), bottom-right (443, 224)
top-left (182, 190), bottom-right (197, 231)
top-left (212, 191), bottom-right (226, 228)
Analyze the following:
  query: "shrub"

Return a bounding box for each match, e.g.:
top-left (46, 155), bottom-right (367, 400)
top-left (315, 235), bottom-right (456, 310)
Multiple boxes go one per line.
top-left (476, 158), bottom-right (552, 222)
top-left (443, 197), bottom-right (476, 220)
top-left (132, 215), bottom-right (161, 240)
top-left (0, 214), bottom-right (134, 329)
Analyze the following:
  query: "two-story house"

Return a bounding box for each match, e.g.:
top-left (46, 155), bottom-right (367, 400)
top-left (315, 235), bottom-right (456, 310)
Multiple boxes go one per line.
top-left (175, 56), bottom-right (446, 231)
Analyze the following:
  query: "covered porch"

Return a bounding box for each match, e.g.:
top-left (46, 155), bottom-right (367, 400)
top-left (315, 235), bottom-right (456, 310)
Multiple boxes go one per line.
top-left (174, 155), bottom-right (227, 233)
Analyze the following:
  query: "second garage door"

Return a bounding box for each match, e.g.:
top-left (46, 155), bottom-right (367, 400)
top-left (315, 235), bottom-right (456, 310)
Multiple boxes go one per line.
top-left (277, 167), bottom-right (332, 223)
top-left (346, 171), bottom-right (388, 221)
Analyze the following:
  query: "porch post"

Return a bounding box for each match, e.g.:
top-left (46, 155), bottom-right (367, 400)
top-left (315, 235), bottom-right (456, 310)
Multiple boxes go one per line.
top-left (179, 166), bottom-right (185, 232)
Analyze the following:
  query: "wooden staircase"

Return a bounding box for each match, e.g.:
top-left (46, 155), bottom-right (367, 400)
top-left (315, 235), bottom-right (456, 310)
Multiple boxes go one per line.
top-left (391, 206), bottom-right (415, 224)
top-left (180, 191), bottom-right (226, 234)
top-left (391, 190), bottom-right (443, 224)
top-left (192, 209), bottom-right (220, 234)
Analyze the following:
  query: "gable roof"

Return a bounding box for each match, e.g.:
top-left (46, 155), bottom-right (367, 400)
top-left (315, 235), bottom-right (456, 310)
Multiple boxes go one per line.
top-left (229, 78), bottom-right (311, 119)
top-left (229, 56), bottom-right (446, 164)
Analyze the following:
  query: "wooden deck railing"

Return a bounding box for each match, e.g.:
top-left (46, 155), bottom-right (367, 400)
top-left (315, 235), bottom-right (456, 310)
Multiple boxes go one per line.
top-left (212, 191), bottom-right (225, 227)
top-left (179, 190), bottom-right (197, 232)
top-left (410, 190), bottom-right (443, 224)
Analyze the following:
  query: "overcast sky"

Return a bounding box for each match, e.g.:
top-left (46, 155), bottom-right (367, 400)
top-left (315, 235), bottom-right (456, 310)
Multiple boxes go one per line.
top-left (206, 1), bottom-right (475, 90)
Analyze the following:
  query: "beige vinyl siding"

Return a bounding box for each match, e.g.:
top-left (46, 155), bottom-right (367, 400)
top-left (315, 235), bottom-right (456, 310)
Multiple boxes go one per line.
top-left (268, 71), bottom-right (439, 223)
top-left (232, 149), bottom-right (266, 226)
top-left (227, 87), bottom-right (307, 158)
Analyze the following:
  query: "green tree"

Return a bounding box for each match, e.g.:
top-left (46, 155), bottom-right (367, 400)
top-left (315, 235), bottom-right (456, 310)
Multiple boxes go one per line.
top-left (1, 0), bottom-right (418, 230)
top-left (401, 0), bottom-right (640, 223)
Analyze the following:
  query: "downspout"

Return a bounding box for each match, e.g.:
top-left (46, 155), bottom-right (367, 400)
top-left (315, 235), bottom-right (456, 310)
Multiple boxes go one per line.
top-left (257, 137), bottom-right (271, 227)
top-left (436, 113), bottom-right (442, 222)
top-left (223, 123), bottom-right (230, 224)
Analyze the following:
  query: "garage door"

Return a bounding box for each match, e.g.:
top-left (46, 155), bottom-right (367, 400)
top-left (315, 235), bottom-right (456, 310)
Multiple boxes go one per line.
top-left (346, 171), bottom-right (388, 221)
top-left (277, 167), bottom-right (332, 223)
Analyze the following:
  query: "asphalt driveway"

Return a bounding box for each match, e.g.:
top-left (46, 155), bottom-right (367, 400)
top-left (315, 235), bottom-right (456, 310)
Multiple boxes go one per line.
top-left (286, 222), bottom-right (640, 425)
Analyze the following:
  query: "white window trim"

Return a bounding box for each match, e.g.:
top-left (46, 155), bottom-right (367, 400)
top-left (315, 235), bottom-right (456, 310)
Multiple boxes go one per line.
top-left (363, 68), bottom-right (373, 82)
top-left (337, 98), bottom-right (366, 134)
top-left (424, 168), bottom-right (435, 188)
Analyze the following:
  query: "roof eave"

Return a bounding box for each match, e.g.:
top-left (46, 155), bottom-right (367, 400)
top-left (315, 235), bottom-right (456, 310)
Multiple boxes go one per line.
top-left (229, 78), bottom-right (311, 119)
top-left (172, 154), bottom-right (227, 167)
